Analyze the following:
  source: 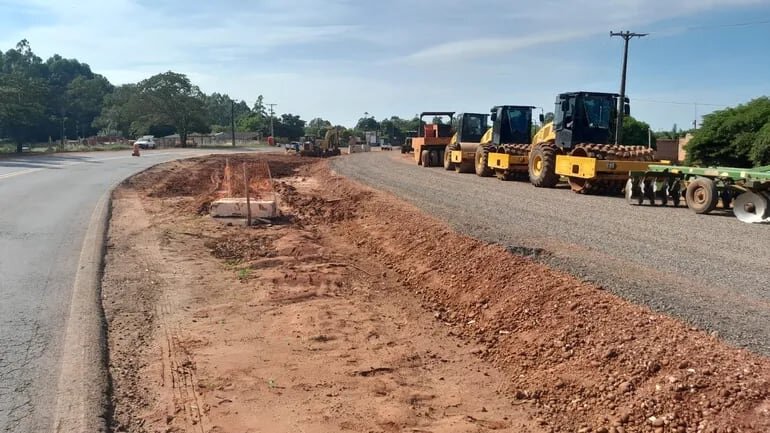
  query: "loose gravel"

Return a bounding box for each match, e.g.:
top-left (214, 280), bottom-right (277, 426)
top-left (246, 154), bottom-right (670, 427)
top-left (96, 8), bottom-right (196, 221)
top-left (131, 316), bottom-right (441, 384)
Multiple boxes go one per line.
top-left (331, 151), bottom-right (770, 355)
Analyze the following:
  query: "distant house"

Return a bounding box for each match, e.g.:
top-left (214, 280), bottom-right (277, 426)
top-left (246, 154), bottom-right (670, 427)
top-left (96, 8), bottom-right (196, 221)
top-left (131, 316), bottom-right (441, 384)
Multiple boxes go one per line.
top-left (656, 134), bottom-right (693, 163)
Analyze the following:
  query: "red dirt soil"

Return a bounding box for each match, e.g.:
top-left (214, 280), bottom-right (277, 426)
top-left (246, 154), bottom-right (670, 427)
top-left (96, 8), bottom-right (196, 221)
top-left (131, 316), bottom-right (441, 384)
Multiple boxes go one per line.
top-left (105, 154), bottom-right (770, 433)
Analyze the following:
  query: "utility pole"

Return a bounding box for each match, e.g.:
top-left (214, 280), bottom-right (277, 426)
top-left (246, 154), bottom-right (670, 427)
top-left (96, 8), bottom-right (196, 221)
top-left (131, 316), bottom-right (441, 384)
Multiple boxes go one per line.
top-left (266, 103), bottom-right (277, 140)
top-left (610, 30), bottom-right (647, 145)
top-left (231, 100), bottom-right (236, 147)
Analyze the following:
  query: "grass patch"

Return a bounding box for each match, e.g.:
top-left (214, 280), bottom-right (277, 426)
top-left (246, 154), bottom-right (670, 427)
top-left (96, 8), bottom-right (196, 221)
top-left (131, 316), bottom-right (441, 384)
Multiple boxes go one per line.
top-left (237, 268), bottom-right (252, 281)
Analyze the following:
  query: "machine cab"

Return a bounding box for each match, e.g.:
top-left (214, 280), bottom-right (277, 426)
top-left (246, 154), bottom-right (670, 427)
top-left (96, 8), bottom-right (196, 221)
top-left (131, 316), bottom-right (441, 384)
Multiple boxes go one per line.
top-left (552, 92), bottom-right (629, 149)
top-left (454, 113), bottom-right (489, 143)
top-left (490, 105), bottom-right (534, 145)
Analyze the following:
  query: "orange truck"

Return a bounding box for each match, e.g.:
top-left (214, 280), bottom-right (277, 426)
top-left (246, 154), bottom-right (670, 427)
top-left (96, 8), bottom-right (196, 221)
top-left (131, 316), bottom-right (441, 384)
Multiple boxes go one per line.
top-left (411, 111), bottom-right (455, 167)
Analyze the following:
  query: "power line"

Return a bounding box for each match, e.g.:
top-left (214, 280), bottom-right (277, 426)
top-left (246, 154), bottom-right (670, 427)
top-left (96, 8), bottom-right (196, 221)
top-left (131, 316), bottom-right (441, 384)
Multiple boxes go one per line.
top-left (633, 98), bottom-right (726, 107)
top-left (681, 18), bottom-right (770, 31)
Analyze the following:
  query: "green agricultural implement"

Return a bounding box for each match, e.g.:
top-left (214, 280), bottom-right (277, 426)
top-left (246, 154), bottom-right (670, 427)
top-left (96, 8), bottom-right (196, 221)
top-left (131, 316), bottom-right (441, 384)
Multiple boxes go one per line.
top-left (627, 164), bottom-right (770, 223)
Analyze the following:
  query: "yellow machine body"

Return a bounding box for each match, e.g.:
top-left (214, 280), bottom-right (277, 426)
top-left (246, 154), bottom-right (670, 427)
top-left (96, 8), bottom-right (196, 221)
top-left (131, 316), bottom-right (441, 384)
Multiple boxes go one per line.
top-left (554, 155), bottom-right (663, 179)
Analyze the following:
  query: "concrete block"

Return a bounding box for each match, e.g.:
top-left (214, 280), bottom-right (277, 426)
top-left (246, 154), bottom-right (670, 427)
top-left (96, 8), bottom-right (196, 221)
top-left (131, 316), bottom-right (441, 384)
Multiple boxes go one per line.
top-left (210, 198), bottom-right (277, 218)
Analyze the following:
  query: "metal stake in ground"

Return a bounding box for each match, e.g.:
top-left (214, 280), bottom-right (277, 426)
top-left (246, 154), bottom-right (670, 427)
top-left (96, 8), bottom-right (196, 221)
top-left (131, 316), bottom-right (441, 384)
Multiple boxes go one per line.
top-left (243, 163), bottom-right (251, 226)
top-left (610, 30), bottom-right (647, 145)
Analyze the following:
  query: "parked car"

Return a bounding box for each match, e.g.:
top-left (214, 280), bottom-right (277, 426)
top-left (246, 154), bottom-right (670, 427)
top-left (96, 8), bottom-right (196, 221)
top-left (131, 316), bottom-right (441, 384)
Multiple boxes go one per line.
top-left (381, 141), bottom-right (393, 151)
top-left (134, 136), bottom-right (156, 149)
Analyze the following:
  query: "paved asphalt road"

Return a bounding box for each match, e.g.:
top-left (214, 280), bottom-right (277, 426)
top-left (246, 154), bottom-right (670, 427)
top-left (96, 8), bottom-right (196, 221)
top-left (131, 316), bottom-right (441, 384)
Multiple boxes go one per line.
top-left (332, 151), bottom-right (770, 356)
top-left (0, 148), bottom-right (265, 432)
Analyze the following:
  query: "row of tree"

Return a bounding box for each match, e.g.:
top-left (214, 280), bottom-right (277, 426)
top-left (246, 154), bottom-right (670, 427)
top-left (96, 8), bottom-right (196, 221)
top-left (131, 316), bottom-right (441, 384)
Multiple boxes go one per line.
top-left (3, 40), bottom-right (768, 165)
top-left (0, 40), bottom-right (313, 149)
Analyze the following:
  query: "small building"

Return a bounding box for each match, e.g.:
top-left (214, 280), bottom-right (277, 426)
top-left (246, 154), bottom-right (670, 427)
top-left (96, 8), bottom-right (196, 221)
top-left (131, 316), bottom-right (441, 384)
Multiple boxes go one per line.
top-left (654, 133), bottom-right (693, 163)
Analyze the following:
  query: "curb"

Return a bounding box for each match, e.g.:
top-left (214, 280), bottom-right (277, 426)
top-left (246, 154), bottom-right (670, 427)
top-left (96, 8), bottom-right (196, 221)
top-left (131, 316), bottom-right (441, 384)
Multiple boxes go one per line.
top-left (50, 150), bottom-right (269, 432)
top-left (49, 150), bottom-right (220, 432)
top-left (52, 188), bottom-right (112, 433)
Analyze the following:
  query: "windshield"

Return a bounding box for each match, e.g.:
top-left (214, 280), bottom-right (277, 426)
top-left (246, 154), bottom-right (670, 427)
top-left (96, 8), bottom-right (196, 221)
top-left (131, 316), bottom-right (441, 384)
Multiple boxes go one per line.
top-left (463, 115), bottom-right (487, 137)
top-left (582, 96), bottom-right (612, 129)
top-left (507, 108), bottom-right (531, 134)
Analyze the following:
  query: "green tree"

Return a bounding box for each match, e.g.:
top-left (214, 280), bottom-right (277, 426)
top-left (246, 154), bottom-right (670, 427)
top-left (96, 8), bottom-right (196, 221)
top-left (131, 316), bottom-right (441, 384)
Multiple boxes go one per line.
top-left (356, 116), bottom-right (379, 131)
top-left (305, 117), bottom-right (332, 137)
top-left (0, 72), bottom-right (46, 151)
top-left (66, 75), bottom-right (113, 138)
top-left (750, 123), bottom-right (770, 165)
top-left (133, 71), bottom-right (208, 147)
top-left (686, 97), bottom-right (770, 167)
top-left (0, 41), bottom-right (47, 151)
top-left (93, 84), bottom-right (139, 136)
top-left (205, 92), bottom-right (250, 129)
top-left (274, 113), bottom-right (305, 140)
top-left (621, 116), bottom-right (655, 147)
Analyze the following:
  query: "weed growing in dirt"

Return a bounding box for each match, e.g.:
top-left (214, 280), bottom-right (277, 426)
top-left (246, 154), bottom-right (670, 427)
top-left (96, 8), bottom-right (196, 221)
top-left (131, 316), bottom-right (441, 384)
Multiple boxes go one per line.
top-left (236, 268), bottom-right (251, 281)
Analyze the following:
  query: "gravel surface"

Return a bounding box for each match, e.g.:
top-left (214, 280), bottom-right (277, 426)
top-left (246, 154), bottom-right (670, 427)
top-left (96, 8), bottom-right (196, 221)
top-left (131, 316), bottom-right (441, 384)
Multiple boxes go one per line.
top-left (331, 151), bottom-right (770, 355)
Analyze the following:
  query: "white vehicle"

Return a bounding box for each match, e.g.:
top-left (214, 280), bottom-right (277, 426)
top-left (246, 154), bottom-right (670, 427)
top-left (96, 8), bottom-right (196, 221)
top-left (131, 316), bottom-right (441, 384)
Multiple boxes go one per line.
top-left (134, 136), bottom-right (156, 149)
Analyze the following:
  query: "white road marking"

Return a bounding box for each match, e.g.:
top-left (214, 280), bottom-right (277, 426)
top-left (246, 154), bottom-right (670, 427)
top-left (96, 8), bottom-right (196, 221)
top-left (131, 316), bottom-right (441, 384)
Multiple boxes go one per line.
top-left (0, 151), bottom-right (211, 182)
top-left (0, 168), bottom-right (43, 180)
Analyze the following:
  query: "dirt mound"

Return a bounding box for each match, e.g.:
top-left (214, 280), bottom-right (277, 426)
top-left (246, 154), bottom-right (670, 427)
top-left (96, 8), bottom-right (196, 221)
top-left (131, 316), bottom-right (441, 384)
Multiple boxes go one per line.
top-left (122, 155), bottom-right (770, 433)
top-left (127, 153), bottom-right (313, 213)
top-left (304, 163), bottom-right (770, 433)
top-left (274, 181), bottom-right (362, 224)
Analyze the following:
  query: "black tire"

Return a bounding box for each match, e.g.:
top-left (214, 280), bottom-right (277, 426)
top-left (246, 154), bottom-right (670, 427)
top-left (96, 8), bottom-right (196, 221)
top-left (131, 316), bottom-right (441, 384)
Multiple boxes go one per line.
top-left (420, 150), bottom-right (429, 166)
top-left (429, 150), bottom-right (440, 167)
top-left (443, 145), bottom-right (455, 171)
top-left (529, 143), bottom-right (559, 188)
top-left (685, 177), bottom-right (719, 214)
top-left (475, 145), bottom-right (493, 177)
top-left (721, 187), bottom-right (733, 209)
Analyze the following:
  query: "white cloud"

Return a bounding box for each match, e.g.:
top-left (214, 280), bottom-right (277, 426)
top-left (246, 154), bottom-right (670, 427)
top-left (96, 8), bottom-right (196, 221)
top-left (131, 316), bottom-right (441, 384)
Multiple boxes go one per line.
top-left (0, 0), bottom-right (766, 130)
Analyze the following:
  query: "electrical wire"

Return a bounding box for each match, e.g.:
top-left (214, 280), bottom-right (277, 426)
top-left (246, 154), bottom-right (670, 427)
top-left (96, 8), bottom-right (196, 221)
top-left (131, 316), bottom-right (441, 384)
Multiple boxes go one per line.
top-left (633, 98), bottom-right (726, 107)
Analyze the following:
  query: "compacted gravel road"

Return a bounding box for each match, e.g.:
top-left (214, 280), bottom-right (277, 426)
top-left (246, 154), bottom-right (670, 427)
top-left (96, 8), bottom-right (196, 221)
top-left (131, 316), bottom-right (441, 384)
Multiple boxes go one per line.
top-left (332, 151), bottom-right (770, 355)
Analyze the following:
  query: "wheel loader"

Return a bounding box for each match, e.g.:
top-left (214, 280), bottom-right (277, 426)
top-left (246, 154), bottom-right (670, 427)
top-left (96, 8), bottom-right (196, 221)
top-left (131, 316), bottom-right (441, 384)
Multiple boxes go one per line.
top-left (443, 112), bottom-right (489, 173)
top-left (484, 92), bottom-right (657, 194)
top-left (412, 112), bottom-right (455, 167)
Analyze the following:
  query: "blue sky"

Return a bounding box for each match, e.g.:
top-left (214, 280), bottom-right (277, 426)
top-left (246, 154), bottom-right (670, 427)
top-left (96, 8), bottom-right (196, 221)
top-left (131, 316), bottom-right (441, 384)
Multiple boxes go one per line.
top-left (1, 0), bottom-right (769, 130)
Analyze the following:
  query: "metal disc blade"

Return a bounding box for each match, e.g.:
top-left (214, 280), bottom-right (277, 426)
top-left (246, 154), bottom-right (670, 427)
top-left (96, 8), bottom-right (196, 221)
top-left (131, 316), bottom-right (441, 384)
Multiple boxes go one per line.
top-left (733, 192), bottom-right (770, 224)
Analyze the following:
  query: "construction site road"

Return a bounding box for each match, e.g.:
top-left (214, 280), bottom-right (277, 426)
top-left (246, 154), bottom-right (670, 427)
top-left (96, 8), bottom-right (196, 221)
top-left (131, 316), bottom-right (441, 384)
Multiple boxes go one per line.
top-left (0, 147), bottom-right (274, 433)
top-left (331, 151), bottom-right (770, 356)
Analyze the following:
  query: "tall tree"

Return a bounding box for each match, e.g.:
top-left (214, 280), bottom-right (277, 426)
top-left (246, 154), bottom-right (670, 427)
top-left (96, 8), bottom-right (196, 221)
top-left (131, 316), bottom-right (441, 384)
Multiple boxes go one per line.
top-left (0, 41), bottom-right (47, 151)
top-left (686, 97), bottom-right (770, 167)
top-left (356, 116), bottom-right (379, 132)
top-left (620, 116), bottom-right (655, 147)
top-left (133, 72), bottom-right (208, 147)
top-left (66, 75), bottom-right (112, 138)
top-left (305, 117), bottom-right (332, 137)
top-left (0, 72), bottom-right (46, 151)
top-left (274, 113), bottom-right (305, 140)
top-left (93, 84), bottom-right (138, 136)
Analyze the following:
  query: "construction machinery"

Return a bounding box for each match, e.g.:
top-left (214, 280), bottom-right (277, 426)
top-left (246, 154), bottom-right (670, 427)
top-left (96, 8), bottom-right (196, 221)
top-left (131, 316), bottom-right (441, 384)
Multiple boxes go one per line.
top-left (412, 112), bottom-right (455, 167)
top-left (443, 112), bottom-right (489, 173)
top-left (297, 130), bottom-right (341, 157)
top-left (477, 92), bottom-right (654, 194)
top-left (627, 164), bottom-right (770, 223)
top-left (400, 130), bottom-right (418, 154)
top-left (478, 105), bottom-right (536, 180)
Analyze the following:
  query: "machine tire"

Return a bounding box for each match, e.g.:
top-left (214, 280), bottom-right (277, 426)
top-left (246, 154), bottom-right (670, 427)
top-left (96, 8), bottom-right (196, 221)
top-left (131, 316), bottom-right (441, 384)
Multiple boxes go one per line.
top-left (685, 177), bottom-right (719, 214)
top-left (529, 143), bottom-right (559, 188)
top-left (421, 150), bottom-right (430, 167)
top-left (475, 145), bottom-right (493, 177)
top-left (428, 150), bottom-right (440, 167)
top-left (443, 145), bottom-right (455, 171)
